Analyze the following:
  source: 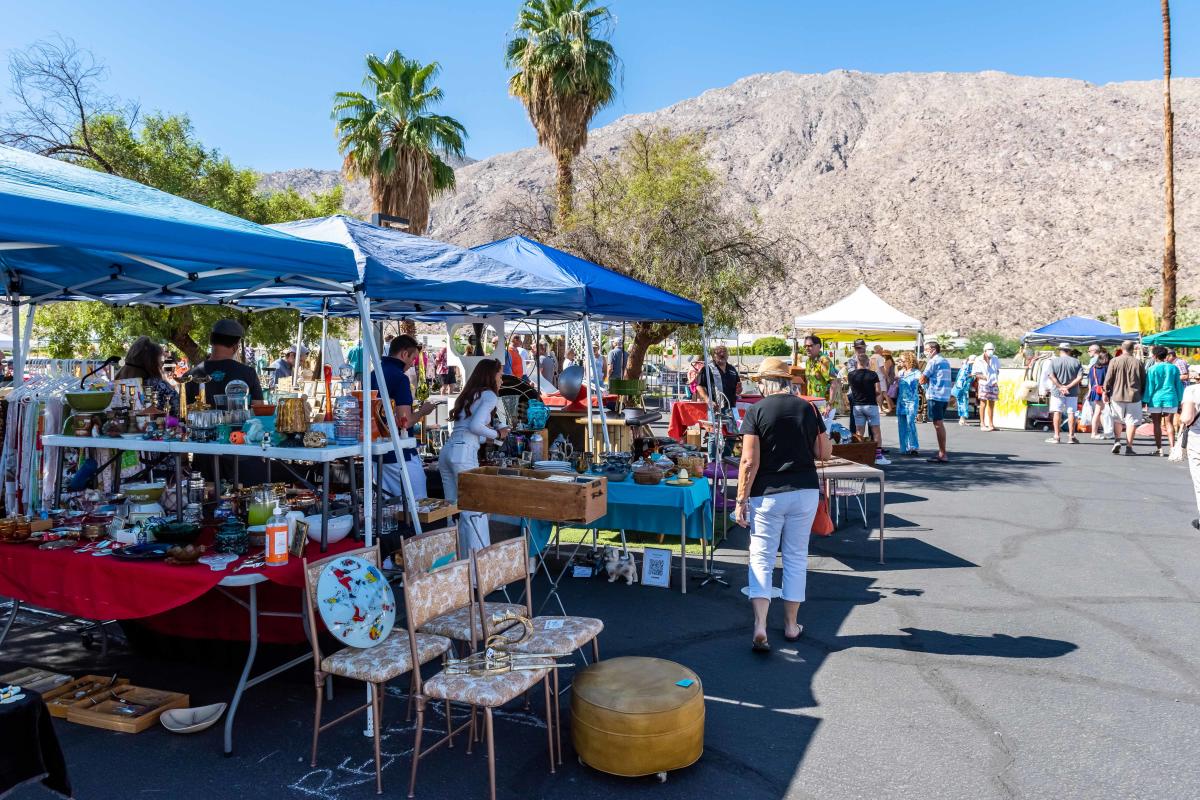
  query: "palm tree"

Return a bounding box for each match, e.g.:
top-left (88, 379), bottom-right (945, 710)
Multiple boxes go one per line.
top-left (333, 51), bottom-right (466, 235)
top-left (506, 0), bottom-right (617, 227)
top-left (1161, 0), bottom-right (1177, 330)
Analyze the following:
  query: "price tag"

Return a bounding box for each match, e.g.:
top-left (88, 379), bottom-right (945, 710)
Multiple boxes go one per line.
top-left (543, 619), bottom-right (565, 630)
top-left (675, 679), bottom-right (695, 688)
top-left (571, 565), bottom-right (593, 579)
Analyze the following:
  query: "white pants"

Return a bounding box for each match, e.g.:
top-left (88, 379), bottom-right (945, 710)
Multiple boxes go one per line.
top-left (438, 434), bottom-right (489, 555)
top-left (746, 488), bottom-right (819, 603)
top-left (381, 458), bottom-right (427, 506)
top-left (1188, 446), bottom-right (1200, 518)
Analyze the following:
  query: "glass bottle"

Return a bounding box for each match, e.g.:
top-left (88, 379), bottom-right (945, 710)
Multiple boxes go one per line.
top-left (187, 471), bottom-right (206, 508)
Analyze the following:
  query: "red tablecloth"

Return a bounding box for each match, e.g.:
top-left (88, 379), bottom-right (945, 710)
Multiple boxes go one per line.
top-left (0, 537), bottom-right (359, 642)
top-left (667, 396), bottom-right (824, 441)
top-left (541, 392), bottom-right (618, 410)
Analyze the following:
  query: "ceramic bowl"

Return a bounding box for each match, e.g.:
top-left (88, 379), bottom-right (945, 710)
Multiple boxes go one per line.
top-left (64, 390), bottom-right (114, 412)
top-left (304, 513), bottom-right (353, 544)
top-left (152, 522), bottom-right (201, 545)
top-left (160, 703), bottom-right (227, 733)
top-left (123, 481), bottom-right (166, 503)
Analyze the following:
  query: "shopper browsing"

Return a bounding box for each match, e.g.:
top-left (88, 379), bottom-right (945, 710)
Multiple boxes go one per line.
top-left (1143, 345), bottom-right (1184, 457)
top-left (1104, 340), bottom-right (1147, 455)
top-left (973, 343), bottom-right (1002, 431)
top-left (848, 353), bottom-right (889, 465)
top-left (1045, 343), bottom-right (1084, 444)
top-left (919, 341), bottom-right (952, 463)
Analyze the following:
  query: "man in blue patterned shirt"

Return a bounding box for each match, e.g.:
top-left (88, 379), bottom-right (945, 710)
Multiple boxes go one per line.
top-left (919, 341), bottom-right (952, 463)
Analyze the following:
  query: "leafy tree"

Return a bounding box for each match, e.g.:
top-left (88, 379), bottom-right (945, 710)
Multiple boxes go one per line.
top-left (507, 0), bottom-right (617, 227)
top-left (505, 128), bottom-right (792, 379)
top-left (2, 38), bottom-right (348, 362)
top-left (751, 336), bottom-right (791, 356)
top-left (948, 331), bottom-right (1020, 359)
top-left (333, 50), bottom-right (466, 235)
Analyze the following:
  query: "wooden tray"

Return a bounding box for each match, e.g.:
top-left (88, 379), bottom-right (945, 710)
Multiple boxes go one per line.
top-left (0, 667), bottom-right (73, 695)
top-left (415, 501), bottom-right (457, 525)
top-left (458, 466), bottom-right (607, 524)
top-left (44, 675), bottom-right (130, 718)
top-left (66, 685), bottom-right (189, 733)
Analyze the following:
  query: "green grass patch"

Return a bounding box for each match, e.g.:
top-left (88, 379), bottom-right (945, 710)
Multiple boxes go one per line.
top-left (551, 526), bottom-right (708, 556)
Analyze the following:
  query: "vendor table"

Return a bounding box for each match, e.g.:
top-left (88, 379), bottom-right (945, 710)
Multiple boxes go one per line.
top-left (527, 477), bottom-right (713, 598)
top-left (41, 434), bottom-right (412, 549)
top-left (667, 397), bottom-right (826, 441)
top-left (0, 535), bottom-right (359, 754)
top-left (0, 690), bottom-right (71, 799)
top-left (819, 460), bottom-right (887, 563)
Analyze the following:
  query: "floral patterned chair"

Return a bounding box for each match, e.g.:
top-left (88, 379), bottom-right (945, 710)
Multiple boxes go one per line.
top-left (301, 545), bottom-right (451, 795)
top-left (402, 526), bottom-right (523, 644)
top-left (473, 534), bottom-right (604, 764)
top-left (404, 559), bottom-right (555, 800)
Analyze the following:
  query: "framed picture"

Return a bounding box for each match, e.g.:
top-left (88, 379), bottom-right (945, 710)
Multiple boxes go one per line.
top-left (289, 520), bottom-right (309, 558)
top-left (641, 547), bottom-right (672, 589)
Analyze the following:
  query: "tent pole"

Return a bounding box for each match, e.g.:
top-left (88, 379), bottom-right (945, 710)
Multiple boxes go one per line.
top-left (10, 301), bottom-right (20, 383)
top-left (319, 302), bottom-right (329, 411)
top-left (357, 304), bottom-right (374, 550)
top-left (700, 326), bottom-right (720, 546)
top-left (293, 313), bottom-right (304, 387)
top-left (581, 316), bottom-right (611, 452)
top-left (355, 293), bottom-right (422, 540)
top-left (582, 318), bottom-right (596, 454)
top-left (20, 304), bottom-right (33, 381)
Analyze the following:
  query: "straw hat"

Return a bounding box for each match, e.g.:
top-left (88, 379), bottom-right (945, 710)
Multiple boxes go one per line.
top-left (754, 356), bottom-right (794, 381)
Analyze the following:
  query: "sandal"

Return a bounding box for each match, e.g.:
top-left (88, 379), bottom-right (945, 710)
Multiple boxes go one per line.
top-left (926, 456), bottom-right (949, 463)
top-left (783, 625), bottom-right (804, 642)
top-left (751, 636), bottom-right (770, 653)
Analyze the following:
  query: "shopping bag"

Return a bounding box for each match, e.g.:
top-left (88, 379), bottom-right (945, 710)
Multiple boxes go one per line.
top-left (811, 493), bottom-right (835, 537)
top-left (1170, 429), bottom-right (1187, 463)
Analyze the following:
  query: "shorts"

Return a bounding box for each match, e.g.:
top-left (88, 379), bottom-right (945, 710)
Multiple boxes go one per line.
top-left (440, 370), bottom-right (456, 386)
top-left (1109, 400), bottom-right (1143, 426)
top-left (927, 400), bottom-right (948, 421)
top-left (1147, 406), bottom-right (1177, 415)
top-left (1048, 395), bottom-right (1078, 415)
top-left (978, 385), bottom-right (998, 401)
top-left (852, 404), bottom-right (881, 428)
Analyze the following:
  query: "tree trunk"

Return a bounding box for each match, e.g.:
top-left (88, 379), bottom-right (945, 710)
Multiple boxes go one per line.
top-left (1162, 0), bottom-right (1177, 330)
top-left (625, 322), bottom-right (678, 381)
top-left (555, 150), bottom-right (574, 230)
top-left (401, 320), bottom-right (417, 338)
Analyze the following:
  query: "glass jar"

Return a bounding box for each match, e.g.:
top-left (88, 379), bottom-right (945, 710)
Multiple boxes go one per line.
top-left (333, 385), bottom-right (362, 444)
top-left (247, 486), bottom-right (276, 526)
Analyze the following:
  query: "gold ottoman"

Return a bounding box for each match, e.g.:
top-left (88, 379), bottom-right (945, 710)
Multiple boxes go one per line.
top-left (571, 656), bottom-right (704, 781)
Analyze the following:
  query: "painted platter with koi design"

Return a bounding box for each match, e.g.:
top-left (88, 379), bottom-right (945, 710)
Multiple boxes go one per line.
top-left (316, 556), bottom-right (396, 648)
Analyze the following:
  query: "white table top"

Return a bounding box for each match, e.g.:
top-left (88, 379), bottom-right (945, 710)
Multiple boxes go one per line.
top-left (819, 461), bottom-right (884, 480)
top-left (41, 434), bottom-right (411, 463)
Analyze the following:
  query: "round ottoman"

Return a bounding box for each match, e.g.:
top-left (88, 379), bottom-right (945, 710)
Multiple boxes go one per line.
top-left (571, 656), bottom-right (704, 780)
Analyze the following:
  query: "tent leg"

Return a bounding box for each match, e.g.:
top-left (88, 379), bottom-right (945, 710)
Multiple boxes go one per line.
top-left (582, 318), bottom-right (596, 454)
top-left (11, 301), bottom-right (21, 384)
top-left (358, 306), bottom-right (374, 548)
top-left (354, 293), bottom-right (422, 539)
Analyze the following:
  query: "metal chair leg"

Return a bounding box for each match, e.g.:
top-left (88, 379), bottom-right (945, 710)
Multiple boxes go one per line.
top-left (553, 668), bottom-right (563, 765)
top-left (485, 707), bottom-right (497, 800)
top-left (856, 493), bottom-right (867, 527)
top-left (372, 682), bottom-right (383, 795)
top-left (408, 698), bottom-right (425, 799)
top-left (310, 677), bottom-right (324, 767)
top-left (544, 676), bottom-right (555, 774)
top-left (445, 699), bottom-right (453, 749)
top-left (592, 638), bottom-right (600, 662)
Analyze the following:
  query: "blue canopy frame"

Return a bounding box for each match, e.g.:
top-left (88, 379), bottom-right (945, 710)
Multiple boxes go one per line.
top-left (1022, 315), bottom-right (1132, 347)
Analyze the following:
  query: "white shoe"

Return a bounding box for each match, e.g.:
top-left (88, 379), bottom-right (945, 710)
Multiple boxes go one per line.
top-left (875, 455), bottom-right (891, 465)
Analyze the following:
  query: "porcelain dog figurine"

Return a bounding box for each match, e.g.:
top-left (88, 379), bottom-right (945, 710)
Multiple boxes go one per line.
top-left (604, 546), bottom-right (638, 585)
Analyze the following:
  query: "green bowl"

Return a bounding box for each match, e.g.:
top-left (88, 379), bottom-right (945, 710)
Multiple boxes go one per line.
top-left (65, 390), bottom-right (114, 412)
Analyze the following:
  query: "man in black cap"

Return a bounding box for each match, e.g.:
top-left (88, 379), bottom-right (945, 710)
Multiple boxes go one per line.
top-left (184, 319), bottom-right (264, 406)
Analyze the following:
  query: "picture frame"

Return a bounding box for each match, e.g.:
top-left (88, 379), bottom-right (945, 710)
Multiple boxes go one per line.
top-left (641, 546), bottom-right (672, 589)
top-left (289, 520), bottom-right (309, 558)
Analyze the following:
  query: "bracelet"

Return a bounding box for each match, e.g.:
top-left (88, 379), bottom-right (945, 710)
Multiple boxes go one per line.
top-left (736, 498), bottom-right (748, 505)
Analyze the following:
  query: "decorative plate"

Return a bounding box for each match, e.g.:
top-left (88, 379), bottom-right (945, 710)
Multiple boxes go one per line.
top-left (110, 542), bottom-right (172, 560)
top-left (316, 556), bottom-right (396, 648)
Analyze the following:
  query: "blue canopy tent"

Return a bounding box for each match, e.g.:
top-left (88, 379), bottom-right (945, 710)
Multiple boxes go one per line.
top-left (470, 236), bottom-right (703, 324)
top-left (1022, 316), bottom-right (1132, 347)
top-left (0, 146), bottom-right (420, 550)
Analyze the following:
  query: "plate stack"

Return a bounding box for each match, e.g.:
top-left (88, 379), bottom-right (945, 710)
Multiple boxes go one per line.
top-left (533, 460), bottom-right (573, 473)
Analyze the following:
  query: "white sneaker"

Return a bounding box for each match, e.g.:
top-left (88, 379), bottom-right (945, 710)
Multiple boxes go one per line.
top-left (875, 455), bottom-right (891, 465)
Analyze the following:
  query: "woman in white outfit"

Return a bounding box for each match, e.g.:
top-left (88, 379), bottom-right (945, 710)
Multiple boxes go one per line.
top-left (736, 357), bottom-right (832, 653)
top-left (439, 358), bottom-right (508, 554)
top-left (1179, 379), bottom-right (1200, 531)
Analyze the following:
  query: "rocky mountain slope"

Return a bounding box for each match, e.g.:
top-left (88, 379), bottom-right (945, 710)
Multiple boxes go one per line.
top-left (265, 71), bottom-right (1199, 335)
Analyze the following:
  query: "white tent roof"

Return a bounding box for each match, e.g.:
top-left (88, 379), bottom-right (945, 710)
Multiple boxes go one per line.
top-left (793, 284), bottom-right (923, 340)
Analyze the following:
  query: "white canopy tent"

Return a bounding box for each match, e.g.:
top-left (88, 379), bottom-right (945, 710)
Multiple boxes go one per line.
top-left (793, 284), bottom-right (924, 343)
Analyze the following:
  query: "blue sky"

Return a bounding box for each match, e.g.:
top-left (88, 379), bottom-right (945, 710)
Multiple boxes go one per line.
top-left (1, 1), bottom-right (1195, 172)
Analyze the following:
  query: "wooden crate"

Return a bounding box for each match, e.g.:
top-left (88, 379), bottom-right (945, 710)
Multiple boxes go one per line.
top-left (44, 675), bottom-right (130, 718)
top-left (457, 466), bottom-right (607, 524)
top-left (416, 501), bottom-right (458, 525)
top-left (66, 685), bottom-right (189, 733)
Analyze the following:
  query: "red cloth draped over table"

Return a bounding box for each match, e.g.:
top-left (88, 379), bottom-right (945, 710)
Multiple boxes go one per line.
top-left (541, 392), bottom-right (618, 410)
top-left (667, 396), bottom-right (824, 441)
top-left (0, 538), bottom-right (359, 643)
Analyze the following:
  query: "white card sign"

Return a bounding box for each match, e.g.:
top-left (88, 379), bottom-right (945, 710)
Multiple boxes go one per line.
top-left (641, 547), bottom-right (672, 589)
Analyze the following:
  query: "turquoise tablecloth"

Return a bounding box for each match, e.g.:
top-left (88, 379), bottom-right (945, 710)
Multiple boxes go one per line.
top-left (526, 476), bottom-right (714, 553)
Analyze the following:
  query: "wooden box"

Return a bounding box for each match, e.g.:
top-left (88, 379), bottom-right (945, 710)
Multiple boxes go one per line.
top-left (0, 667), bottom-right (72, 696)
top-left (457, 466), bottom-right (607, 524)
top-left (44, 675), bottom-right (130, 718)
top-left (66, 685), bottom-right (189, 733)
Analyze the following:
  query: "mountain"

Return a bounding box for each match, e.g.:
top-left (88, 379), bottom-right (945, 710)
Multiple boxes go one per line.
top-left (266, 71), bottom-right (1199, 335)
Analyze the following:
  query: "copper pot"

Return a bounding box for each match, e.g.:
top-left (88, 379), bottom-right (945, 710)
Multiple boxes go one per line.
top-left (275, 397), bottom-right (311, 434)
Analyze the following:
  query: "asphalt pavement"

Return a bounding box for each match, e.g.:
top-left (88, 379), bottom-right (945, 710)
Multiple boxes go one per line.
top-left (4, 417), bottom-right (1199, 800)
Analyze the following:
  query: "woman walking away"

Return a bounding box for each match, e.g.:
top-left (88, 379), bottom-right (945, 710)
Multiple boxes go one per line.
top-left (973, 343), bottom-right (1002, 431)
top-left (438, 358), bottom-right (509, 554)
top-left (1088, 349), bottom-right (1110, 439)
top-left (953, 355), bottom-right (976, 427)
top-left (880, 351), bottom-right (897, 415)
top-left (736, 357), bottom-right (832, 653)
top-left (1144, 346), bottom-right (1184, 456)
top-left (896, 351), bottom-right (921, 456)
